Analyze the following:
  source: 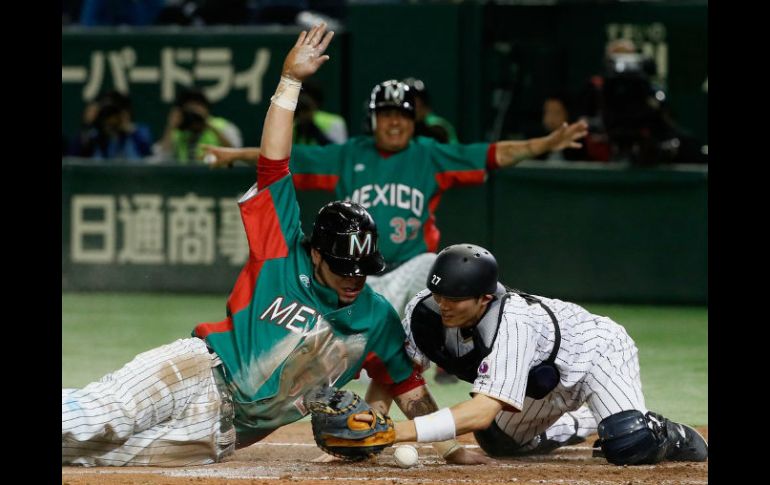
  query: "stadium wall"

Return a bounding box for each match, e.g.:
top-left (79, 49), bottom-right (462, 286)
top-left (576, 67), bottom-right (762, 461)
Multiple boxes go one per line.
top-left (61, 161), bottom-right (707, 304)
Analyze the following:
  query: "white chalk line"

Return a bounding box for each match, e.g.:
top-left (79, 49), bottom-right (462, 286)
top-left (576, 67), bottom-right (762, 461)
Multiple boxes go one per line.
top-left (252, 442), bottom-right (592, 451)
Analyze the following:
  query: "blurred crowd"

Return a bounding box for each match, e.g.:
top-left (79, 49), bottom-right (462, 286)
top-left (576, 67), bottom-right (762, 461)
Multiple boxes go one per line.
top-left (62, 3), bottom-right (707, 166)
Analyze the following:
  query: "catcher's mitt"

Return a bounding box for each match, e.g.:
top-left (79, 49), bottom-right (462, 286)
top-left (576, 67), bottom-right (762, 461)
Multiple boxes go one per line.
top-left (306, 386), bottom-right (395, 461)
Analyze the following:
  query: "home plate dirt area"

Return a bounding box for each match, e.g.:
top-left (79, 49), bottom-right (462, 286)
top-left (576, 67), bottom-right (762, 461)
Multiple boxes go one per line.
top-left (62, 422), bottom-right (708, 485)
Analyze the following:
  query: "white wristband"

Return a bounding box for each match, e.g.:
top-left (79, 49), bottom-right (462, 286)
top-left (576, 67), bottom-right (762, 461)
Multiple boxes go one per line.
top-left (414, 408), bottom-right (456, 443)
top-left (270, 76), bottom-right (302, 111)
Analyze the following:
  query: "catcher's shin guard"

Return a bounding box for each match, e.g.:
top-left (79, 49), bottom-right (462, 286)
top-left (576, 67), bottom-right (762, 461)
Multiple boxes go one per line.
top-left (594, 410), bottom-right (707, 465)
top-left (595, 410), bottom-right (667, 465)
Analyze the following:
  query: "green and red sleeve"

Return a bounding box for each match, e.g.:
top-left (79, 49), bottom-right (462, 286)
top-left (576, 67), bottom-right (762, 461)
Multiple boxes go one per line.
top-left (194, 155), bottom-right (299, 337)
top-left (363, 354), bottom-right (426, 396)
top-left (288, 144), bottom-right (344, 191)
top-left (431, 142), bottom-right (499, 190)
top-left (418, 142), bottom-right (497, 253)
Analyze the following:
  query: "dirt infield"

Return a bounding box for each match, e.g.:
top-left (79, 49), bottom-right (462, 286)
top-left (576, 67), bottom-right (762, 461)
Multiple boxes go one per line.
top-left (62, 422), bottom-right (708, 485)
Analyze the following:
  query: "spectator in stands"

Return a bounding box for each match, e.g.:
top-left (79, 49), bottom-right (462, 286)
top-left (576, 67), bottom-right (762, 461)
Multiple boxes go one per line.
top-left (402, 77), bottom-right (458, 144)
top-left (533, 93), bottom-right (589, 162)
top-left (294, 80), bottom-right (348, 146)
top-left (154, 88), bottom-right (242, 164)
top-left (576, 39), bottom-right (705, 165)
top-left (67, 90), bottom-right (154, 161)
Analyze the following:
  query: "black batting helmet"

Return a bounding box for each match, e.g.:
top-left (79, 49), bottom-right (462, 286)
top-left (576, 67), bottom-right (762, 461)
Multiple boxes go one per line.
top-left (367, 80), bottom-right (416, 131)
top-left (427, 244), bottom-right (498, 297)
top-left (310, 201), bottom-right (386, 277)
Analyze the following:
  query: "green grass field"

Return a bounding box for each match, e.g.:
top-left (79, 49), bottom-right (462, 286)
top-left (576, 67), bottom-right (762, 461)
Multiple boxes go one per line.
top-left (62, 292), bottom-right (707, 426)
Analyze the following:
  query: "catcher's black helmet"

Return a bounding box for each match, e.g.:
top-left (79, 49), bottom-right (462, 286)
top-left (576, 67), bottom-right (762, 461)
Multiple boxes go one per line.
top-left (427, 244), bottom-right (498, 297)
top-left (367, 80), bottom-right (416, 131)
top-left (310, 201), bottom-right (386, 277)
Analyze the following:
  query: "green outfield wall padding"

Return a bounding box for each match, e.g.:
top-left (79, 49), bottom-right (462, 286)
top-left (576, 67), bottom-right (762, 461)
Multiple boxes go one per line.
top-left (62, 161), bottom-right (707, 303)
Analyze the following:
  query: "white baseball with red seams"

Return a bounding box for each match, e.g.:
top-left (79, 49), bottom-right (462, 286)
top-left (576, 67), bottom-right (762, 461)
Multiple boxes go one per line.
top-left (393, 444), bottom-right (419, 468)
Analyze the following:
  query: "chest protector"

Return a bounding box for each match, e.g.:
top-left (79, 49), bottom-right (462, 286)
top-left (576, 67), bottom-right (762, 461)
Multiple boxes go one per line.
top-left (410, 290), bottom-right (561, 400)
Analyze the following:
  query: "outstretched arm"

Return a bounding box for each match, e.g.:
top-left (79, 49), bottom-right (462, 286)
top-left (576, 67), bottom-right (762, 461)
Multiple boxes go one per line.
top-left (377, 382), bottom-right (496, 464)
top-left (393, 392), bottom-right (506, 440)
top-left (203, 25), bottom-right (333, 168)
top-left (201, 145), bottom-right (260, 168)
top-left (260, 23), bottom-right (334, 160)
top-left (494, 119), bottom-right (589, 168)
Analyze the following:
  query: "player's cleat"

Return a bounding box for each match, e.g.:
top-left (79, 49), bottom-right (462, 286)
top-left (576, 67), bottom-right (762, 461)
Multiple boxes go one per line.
top-left (664, 421), bottom-right (708, 462)
top-left (434, 367), bottom-right (459, 385)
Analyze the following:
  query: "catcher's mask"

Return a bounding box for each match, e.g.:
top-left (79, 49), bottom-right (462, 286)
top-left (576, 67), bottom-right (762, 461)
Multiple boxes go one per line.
top-left (310, 201), bottom-right (386, 277)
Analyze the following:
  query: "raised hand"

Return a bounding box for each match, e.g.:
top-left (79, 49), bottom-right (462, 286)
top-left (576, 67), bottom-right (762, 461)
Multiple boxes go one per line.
top-left (282, 23), bottom-right (335, 82)
top-left (547, 119), bottom-right (589, 151)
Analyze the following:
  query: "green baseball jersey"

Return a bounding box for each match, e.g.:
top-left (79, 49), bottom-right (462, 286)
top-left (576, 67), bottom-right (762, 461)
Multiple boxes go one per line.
top-left (290, 136), bottom-right (492, 265)
top-left (193, 173), bottom-right (414, 443)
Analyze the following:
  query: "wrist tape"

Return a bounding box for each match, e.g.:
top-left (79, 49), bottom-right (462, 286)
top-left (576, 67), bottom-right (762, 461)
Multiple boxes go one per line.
top-left (270, 76), bottom-right (302, 111)
top-left (414, 408), bottom-right (456, 443)
top-left (434, 439), bottom-right (463, 459)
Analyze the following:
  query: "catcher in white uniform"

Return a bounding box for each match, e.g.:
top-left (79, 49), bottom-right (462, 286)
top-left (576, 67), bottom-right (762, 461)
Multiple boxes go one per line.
top-left (392, 243), bottom-right (707, 465)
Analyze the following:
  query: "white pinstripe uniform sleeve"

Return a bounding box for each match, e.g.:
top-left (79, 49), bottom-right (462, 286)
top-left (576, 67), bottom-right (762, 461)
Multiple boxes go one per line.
top-left (472, 308), bottom-right (539, 411)
top-left (400, 289), bottom-right (433, 370)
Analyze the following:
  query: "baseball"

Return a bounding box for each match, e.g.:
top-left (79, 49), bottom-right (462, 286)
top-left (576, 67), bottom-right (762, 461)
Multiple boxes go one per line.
top-left (203, 153), bottom-right (217, 165)
top-left (393, 445), bottom-right (418, 468)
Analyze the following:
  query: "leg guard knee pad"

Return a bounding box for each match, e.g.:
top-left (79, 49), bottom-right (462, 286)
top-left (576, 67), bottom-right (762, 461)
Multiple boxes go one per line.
top-left (596, 410), bottom-right (668, 465)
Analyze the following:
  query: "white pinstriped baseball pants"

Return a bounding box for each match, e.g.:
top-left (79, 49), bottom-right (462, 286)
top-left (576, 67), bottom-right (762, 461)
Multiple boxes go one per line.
top-left (367, 252), bottom-right (438, 317)
top-left (62, 338), bottom-right (236, 466)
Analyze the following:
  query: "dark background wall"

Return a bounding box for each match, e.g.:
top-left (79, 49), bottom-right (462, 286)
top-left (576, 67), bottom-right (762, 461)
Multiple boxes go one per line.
top-left (61, 1), bottom-right (708, 303)
top-left (62, 162), bottom-right (707, 304)
top-left (62, 1), bottom-right (708, 147)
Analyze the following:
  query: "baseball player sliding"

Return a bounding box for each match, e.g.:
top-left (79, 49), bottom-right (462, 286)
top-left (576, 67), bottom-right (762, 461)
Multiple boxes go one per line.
top-left (62, 24), bottom-right (490, 467)
top-left (383, 243), bottom-right (707, 465)
top-left (203, 81), bottom-right (588, 319)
